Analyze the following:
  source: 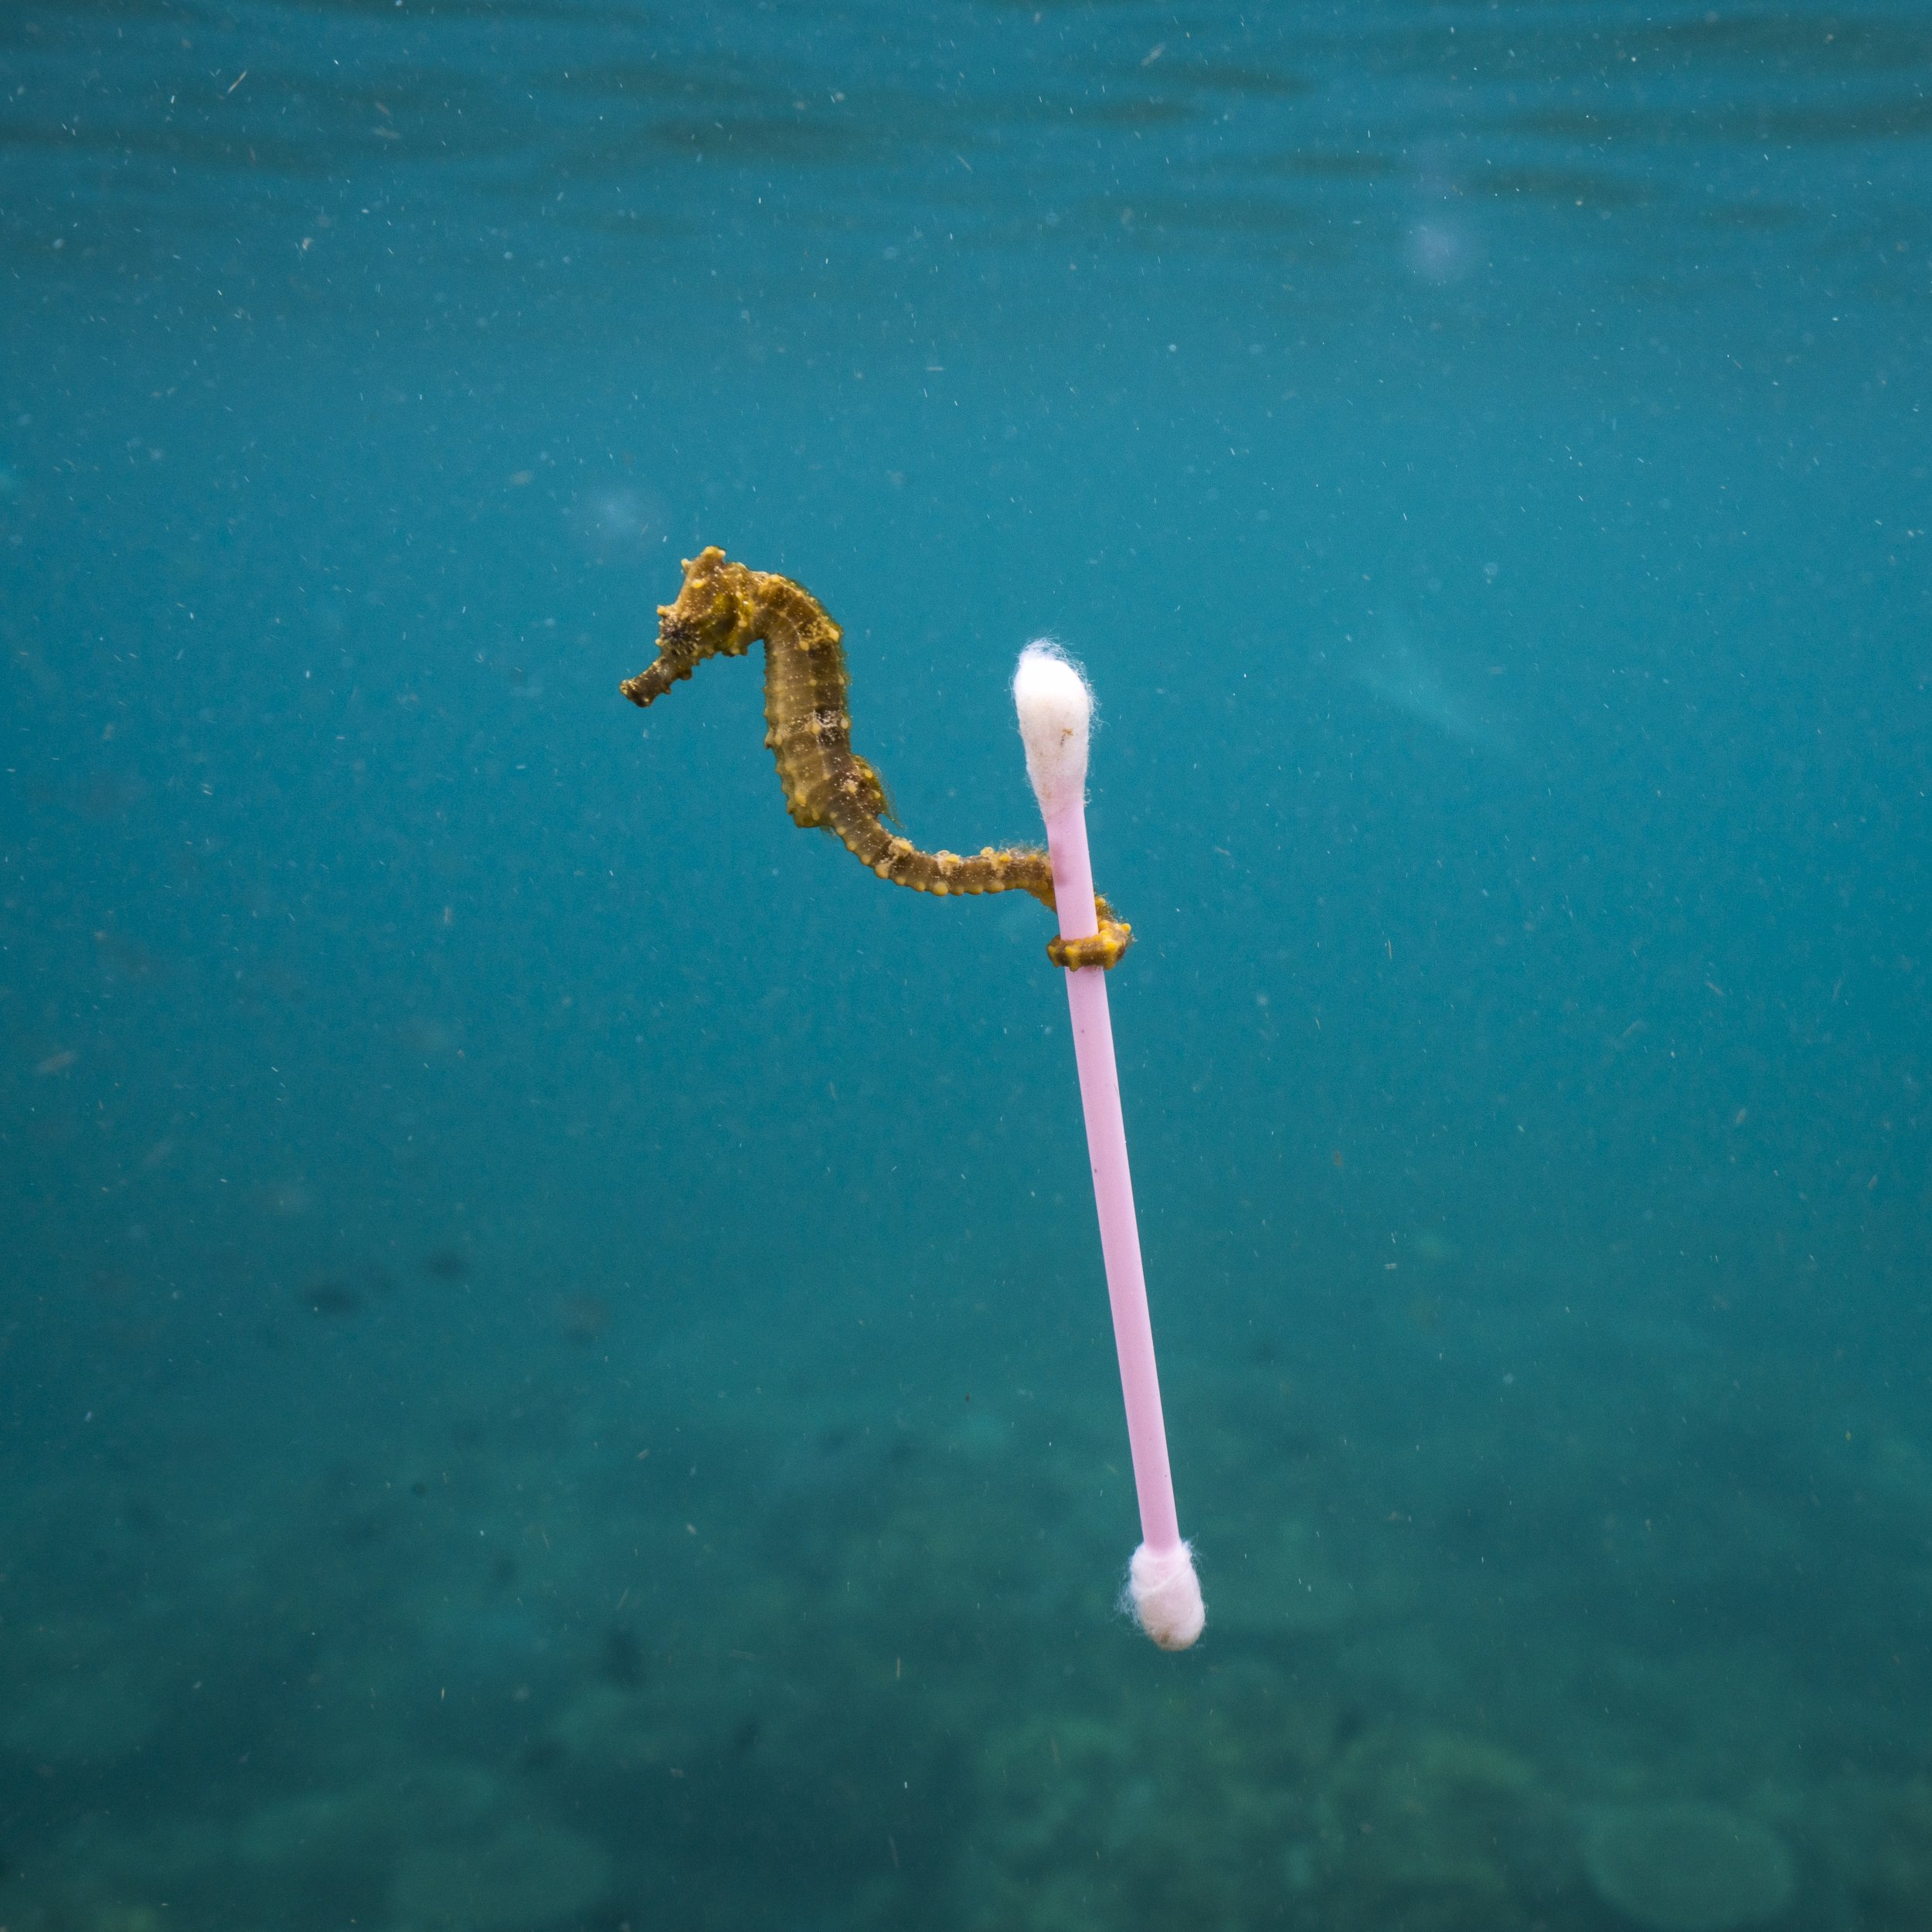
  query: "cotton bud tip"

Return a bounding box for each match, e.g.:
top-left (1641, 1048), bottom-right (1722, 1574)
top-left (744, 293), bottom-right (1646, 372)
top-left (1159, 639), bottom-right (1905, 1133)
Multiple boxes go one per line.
top-left (1013, 641), bottom-right (1093, 819)
top-left (1126, 1541), bottom-right (1206, 1651)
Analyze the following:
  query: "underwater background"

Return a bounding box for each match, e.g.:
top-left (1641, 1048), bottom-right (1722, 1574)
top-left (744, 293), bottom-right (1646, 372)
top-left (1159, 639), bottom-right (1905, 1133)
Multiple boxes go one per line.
top-left (4, 1), bottom-right (1931, 1927)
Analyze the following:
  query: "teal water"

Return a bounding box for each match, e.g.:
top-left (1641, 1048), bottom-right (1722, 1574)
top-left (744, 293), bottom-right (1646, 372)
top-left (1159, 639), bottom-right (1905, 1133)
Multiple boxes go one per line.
top-left (5, 2), bottom-right (1931, 1927)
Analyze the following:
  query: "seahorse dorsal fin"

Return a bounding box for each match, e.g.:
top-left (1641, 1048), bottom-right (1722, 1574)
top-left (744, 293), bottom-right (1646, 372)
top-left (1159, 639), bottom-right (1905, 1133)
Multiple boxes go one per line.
top-left (852, 756), bottom-right (901, 829)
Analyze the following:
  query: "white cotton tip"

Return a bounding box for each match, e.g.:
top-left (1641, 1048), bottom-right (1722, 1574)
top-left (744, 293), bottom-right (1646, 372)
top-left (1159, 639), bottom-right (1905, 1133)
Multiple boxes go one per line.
top-left (1013, 640), bottom-right (1093, 818)
top-left (1125, 1541), bottom-right (1206, 1651)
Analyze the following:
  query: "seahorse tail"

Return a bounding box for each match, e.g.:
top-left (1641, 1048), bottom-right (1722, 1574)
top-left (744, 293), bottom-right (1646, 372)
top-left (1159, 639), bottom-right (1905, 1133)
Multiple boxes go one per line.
top-left (1048, 901), bottom-right (1134, 971)
top-left (832, 830), bottom-right (1053, 905)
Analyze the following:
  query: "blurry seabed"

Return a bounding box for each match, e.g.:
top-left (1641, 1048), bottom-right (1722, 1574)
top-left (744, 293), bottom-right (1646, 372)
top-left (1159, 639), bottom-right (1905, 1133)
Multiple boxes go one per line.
top-left (5, 1269), bottom-right (1932, 1927)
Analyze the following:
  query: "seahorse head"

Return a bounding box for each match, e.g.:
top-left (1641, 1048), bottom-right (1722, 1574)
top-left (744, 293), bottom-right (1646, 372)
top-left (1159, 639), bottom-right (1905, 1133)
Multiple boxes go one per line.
top-left (656, 546), bottom-right (760, 664)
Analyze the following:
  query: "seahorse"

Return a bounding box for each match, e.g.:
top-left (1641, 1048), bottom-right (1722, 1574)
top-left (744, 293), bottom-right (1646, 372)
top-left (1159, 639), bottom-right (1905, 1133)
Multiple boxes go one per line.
top-left (621, 546), bottom-right (1131, 970)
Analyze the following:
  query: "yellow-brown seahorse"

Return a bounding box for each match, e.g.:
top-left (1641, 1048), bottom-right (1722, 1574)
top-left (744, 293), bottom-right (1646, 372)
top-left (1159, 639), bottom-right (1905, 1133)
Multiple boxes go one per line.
top-left (621, 546), bottom-right (1131, 969)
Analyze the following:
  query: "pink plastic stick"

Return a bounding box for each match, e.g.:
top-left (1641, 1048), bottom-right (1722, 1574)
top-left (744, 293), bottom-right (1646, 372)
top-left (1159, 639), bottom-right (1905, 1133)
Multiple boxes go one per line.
top-left (1015, 644), bottom-right (1204, 1650)
top-left (1040, 798), bottom-right (1185, 1555)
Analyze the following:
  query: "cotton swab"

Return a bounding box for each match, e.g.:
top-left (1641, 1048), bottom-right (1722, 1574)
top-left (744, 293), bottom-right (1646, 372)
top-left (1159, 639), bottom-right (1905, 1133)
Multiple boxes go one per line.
top-left (1013, 642), bottom-right (1206, 1652)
